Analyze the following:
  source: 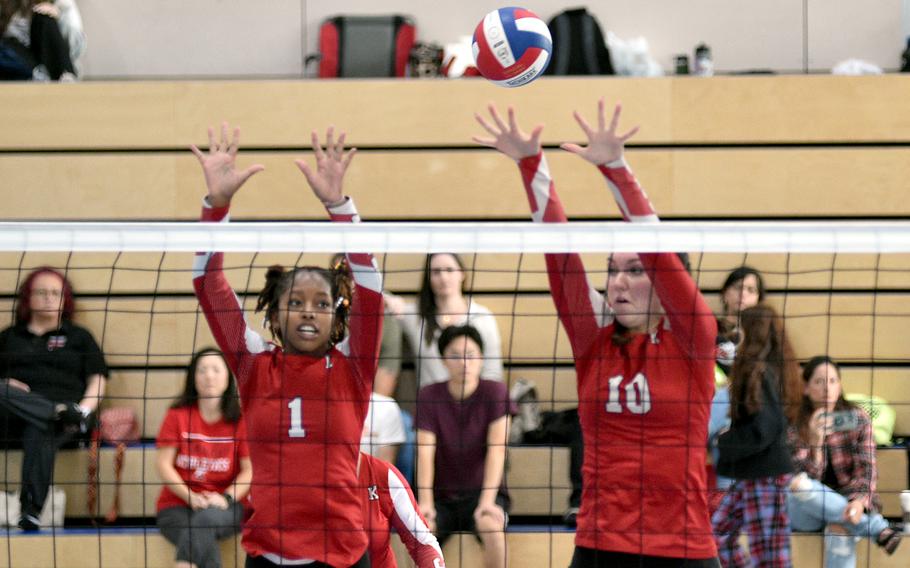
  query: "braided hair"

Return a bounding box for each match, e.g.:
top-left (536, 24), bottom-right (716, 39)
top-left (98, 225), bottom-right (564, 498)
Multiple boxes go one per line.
top-left (255, 263), bottom-right (354, 347)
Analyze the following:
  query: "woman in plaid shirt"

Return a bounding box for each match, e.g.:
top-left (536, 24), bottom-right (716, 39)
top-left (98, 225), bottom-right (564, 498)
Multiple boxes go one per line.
top-left (712, 304), bottom-right (802, 567)
top-left (788, 356), bottom-right (902, 566)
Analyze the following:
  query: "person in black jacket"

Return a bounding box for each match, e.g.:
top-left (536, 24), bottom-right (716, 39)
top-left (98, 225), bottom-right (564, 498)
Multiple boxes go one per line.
top-left (0, 267), bottom-right (108, 531)
top-left (711, 304), bottom-right (802, 567)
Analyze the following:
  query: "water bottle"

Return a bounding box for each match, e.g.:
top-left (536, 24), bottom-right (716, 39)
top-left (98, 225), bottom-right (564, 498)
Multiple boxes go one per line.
top-left (694, 43), bottom-right (714, 77)
top-left (675, 55), bottom-right (690, 75)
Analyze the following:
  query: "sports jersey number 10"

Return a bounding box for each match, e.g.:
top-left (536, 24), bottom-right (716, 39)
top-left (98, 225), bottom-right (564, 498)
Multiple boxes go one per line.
top-left (287, 397), bottom-right (307, 438)
top-left (606, 373), bottom-right (652, 414)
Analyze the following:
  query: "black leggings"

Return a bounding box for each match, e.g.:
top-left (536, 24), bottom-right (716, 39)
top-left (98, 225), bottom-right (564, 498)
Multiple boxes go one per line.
top-left (29, 12), bottom-right (75, 79)
top-left (245, 552), bottom-right (370, 568)
top-left (569, 546), bottom-right (721, 568)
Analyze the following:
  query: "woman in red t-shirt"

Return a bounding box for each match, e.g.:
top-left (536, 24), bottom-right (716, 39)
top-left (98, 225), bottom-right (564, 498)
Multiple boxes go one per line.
top-left (156, 348), bottom-right (252, 568)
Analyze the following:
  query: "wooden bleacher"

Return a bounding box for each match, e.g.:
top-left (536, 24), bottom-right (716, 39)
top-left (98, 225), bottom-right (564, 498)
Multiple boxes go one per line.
top-left (1, 530), bottom-right (908, 568)
top-left (1, 76), bottom-right (909, 566)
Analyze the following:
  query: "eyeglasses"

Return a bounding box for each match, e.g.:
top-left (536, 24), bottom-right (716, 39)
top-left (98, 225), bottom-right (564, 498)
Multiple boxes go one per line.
top-left (442, 351), bottom-right (482, 361)
top-left (32, 289), bottom-right (62, 298)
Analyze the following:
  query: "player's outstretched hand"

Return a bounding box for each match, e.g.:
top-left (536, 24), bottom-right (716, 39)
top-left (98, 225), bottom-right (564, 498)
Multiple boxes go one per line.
top-left (295, 127), bottom-right (356, 208)
top-left (191, 122), bottom-right (265, 208)
top-left (472, 104), bottom-right (543, 161)
top-left (561, 99), bottom-right (639, 166)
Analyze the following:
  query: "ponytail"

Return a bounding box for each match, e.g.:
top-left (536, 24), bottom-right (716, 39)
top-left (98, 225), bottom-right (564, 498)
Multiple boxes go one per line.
top-left (329, 257), bottom-right (354, 345)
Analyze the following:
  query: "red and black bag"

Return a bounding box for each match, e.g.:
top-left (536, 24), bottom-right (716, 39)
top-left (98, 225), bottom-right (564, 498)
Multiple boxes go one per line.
top-left (317, 15), bottom-right (416, 78)
top-left (87, 407), bottom-right (140, 522)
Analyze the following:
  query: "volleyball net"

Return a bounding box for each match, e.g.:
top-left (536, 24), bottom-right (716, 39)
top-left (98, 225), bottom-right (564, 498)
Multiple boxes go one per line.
top-left (0, 220), bottom-right (909, 567)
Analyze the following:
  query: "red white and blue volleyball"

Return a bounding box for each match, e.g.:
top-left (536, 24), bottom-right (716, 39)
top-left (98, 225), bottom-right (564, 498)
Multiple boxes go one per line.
top-left (472, 7), bottom-right (552, 88)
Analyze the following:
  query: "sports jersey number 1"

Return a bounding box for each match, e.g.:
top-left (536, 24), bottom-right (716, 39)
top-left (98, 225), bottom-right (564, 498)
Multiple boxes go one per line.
top-left (287, 397), bottom-right (307, 438)
top-left (606, 373), bottom-right (652, 414)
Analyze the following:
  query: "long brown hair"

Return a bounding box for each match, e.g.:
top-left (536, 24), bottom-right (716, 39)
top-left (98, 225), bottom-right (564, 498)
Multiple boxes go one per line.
top-left (418, 253), bottom-right (467, 344)
top-left (729, 304), bottom-right (801, 423)
top-left (795, 355), bottom-right (856, 443)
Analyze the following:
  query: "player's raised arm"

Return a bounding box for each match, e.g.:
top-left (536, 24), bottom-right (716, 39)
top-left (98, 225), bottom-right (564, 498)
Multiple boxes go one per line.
top-left (473, 105), bottom-right (603, 357)
top-left (565, 100), bottom-right (716, 361)
top-left (190, 123), bottom-right (267, 377)
top-left (295, 128), bottom-right (383, 388)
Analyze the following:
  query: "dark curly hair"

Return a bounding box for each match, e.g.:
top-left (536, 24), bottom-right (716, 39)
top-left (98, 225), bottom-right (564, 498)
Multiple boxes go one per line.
top-left (255, 264), bottom-right (353, 347)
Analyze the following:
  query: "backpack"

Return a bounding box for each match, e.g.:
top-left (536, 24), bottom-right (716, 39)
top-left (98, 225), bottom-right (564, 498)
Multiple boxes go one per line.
top-left (844, 393), bottom-right (896, 446)
top-left (316, 15), bottom-right (416, 78)
top-left (508, 378), bottom-right (542, 444)
top-left (544, 8), bottom-right (615, 76)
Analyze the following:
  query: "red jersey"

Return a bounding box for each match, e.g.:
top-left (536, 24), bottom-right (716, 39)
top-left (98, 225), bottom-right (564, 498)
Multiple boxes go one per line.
top-left (518, 153), bottom-right (718, 559)
top-left (155, 405), bottom-right (250, 512)
top-left (359, 453), bottom-right (445, 568)
top-left (193, 197), bottom-right (383, 566)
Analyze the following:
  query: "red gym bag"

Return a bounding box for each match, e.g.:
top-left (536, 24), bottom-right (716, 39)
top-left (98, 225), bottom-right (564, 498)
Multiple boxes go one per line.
top-left (317, 15), bottom-right (416, 78)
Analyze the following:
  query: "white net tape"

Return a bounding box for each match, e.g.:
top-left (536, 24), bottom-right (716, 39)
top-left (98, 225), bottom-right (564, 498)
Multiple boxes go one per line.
top-left (1, 221), bottom-right (910, 253)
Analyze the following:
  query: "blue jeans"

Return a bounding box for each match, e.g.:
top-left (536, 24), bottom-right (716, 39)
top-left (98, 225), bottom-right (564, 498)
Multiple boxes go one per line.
top-left (395, 410), bottom-right (416, 485)
top-left (788, 477), bottom-right (889, 568)
top-left (707, 387), bottom-right (733, 491)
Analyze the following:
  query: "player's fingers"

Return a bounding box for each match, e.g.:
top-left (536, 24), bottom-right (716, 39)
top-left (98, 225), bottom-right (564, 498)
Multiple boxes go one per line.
top-left (474, 113), bottom-right (499, 137)
top-left (618, 125), bottom-right (640, 143)
top-left (190, 145), bottom-right (205, 163)
top-left (219, 122), bottom-right (230, 152)
top-left (238, 164), bottom-right (265, 184)
top-left (529, 125), bottom-right (544, 147)
top-left (507, 107), bottom-right (520, 132)
top-left (471, 135), bottom-right (497, 148)
top-left (340, 147), bottom-right (357, 170)
top-left (608, 102), bottom-right (622, 134)
top-left (311, 130), bottom-right (325, 161)
top-left (228, 127), bottom-right (241, 156)
top-left (325, 126), bottom-right (336, 159)
top-left (573, 110), bottom-right (594, 138)
top-left (488, 104), bottom-right (509, 132)
top-left (335, 131), bottom-right (347, 158)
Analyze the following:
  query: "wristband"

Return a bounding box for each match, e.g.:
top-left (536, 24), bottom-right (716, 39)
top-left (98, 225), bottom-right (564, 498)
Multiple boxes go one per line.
top-left (223, 492), bottom-right (234, 505)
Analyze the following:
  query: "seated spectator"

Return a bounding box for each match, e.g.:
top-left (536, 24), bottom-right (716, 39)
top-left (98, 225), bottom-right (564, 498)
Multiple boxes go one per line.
top-left (156, 348), bottom-right (252, 568)
top-left (359, 451), bottom-right (445, 567)
top-left (389, 253), bottom-right (503, 388)
top-left (708, 266), bottom-right (767, 497)
top-left (716, 266), bottom-right (766, 374)
top-left (0, 266), bottom-right (107, 531)
top-left (362, 390), bottom-right (406, 464)
top-left (0, 1), bottom-right (80, 80)
top-left (416, 325), bottom-right (514, 568)
top-left (788, 355), bottom-right (902, 565)
top-left (712, 304), bottom-right (800, 566)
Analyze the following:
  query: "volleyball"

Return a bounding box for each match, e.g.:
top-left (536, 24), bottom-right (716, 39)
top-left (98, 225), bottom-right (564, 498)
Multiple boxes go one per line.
top-left (472, 7), bottom-right (552, 88)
